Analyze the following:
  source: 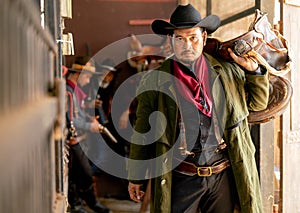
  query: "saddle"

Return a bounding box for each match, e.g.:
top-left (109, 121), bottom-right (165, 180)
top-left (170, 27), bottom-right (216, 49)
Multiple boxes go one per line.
top-left (204, 9), bottom-right (293, 123)
top-left (127, 34), bottom-right (172, 72)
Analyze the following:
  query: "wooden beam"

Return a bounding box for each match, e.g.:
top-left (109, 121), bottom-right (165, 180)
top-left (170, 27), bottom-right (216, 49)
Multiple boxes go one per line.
top-left (97, 0), bottom-right (175, 2)
top-left (129, 19), bottom-right (169, 25)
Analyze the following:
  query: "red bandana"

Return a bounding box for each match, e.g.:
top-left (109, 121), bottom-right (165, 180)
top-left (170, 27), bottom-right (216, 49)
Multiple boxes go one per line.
top-left (173, 54), bottom-right (212, 117)
top-left (66, 79), bottom-right (87, 109)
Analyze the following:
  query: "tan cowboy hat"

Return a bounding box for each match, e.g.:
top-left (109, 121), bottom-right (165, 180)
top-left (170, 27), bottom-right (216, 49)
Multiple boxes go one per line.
top-left (68, 56), bottom-right (99, 74)
top-left (151, 4), bottom-right (220, 35)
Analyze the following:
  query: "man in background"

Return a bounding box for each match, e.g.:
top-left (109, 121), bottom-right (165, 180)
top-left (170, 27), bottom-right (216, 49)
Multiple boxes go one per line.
top-left (65, 56), bottom-right (111, 213)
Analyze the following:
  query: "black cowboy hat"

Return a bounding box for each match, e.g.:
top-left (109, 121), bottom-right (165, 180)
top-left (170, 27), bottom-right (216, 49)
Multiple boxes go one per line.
top-left (99, 58), bottom-right (117, 72)
top-left (152, 4), bottom-right (221, 35)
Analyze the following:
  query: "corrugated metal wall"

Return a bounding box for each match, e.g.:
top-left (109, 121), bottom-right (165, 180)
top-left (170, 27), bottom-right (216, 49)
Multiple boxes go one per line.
top-left (0, 0), bottom-right (66, 212)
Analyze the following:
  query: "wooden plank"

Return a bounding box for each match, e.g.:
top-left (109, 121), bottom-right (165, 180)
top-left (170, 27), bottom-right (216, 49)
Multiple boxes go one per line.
top-left (260, 121), bottom-right (275, 213)
top-left (0, 97), bottom-right (58, 213)
top-left (97, 0), bottom-right (175, 2)
top-left (285, 0), bottom-right (300, 7)
top-left (282, 3), bottom-right (300, 213)
top-left (129, 19), bottom-right (169, 25)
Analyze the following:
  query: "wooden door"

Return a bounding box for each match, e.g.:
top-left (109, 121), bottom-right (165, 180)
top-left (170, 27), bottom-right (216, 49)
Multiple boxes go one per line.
top-left (281, 2), bottom-right (300, 212)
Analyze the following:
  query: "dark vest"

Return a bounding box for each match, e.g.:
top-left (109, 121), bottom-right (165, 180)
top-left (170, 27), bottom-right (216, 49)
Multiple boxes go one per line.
top-left (177, 91), bottom-right (228, 166)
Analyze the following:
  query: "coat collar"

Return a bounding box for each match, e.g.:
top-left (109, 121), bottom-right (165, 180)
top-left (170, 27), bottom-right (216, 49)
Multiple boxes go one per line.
top-left (156, 53), bottom-right (221, 87)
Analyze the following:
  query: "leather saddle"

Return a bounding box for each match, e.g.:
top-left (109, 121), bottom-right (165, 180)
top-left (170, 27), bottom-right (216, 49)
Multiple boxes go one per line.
top-left (204, 9), bottom-right (293, 123)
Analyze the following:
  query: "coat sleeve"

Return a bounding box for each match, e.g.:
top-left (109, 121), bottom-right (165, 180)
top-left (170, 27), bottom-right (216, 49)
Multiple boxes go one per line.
top-left (65, 90), bottom-right (91, 132)
top-left (222, 62), bottom-right (269, 113)
top-left (128, 75), bottom-right (158, 183)
top-left (244, 66), bottom-right (269, 111)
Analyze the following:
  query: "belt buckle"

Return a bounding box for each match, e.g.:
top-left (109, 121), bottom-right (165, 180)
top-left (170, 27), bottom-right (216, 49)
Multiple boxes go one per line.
top-left (197, 166), bottom-right (212, 177)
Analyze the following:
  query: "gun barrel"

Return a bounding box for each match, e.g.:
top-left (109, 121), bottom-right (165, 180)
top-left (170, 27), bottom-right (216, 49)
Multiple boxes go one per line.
top-left (103, 127), bottom-right (118, 143)
top-left (98, 124), bottom-right (117, 143)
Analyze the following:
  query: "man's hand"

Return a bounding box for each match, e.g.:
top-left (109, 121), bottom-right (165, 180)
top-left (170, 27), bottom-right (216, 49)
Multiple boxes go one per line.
top-left (228, 48), bottom-right (259, 72)
top-left (90, 117), bottom-right (100, 133)
top-left (128, 182), bottom-right (145, 203)
top-left (85, 99), bottom-right (102, 108)
top-left (119, 109), bottom-right (130, 129)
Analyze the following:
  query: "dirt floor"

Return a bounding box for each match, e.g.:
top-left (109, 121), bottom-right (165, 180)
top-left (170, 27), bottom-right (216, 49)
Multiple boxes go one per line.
top-left (99, 197), bottom-right (149, 213)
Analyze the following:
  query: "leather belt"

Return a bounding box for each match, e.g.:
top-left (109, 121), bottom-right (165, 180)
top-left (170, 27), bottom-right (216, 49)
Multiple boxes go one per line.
top-left (68, 134), bottom-right (87, 145)
top-left (174, 158), bottom-right (230, 177)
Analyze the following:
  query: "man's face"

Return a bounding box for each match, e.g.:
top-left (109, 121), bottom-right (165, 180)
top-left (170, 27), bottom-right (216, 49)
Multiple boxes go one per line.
top-left (77, 72), bottom-right (92, 86)
top-left (101, 69), bottom-right (114, 83)
top-left (172, 27), bottom-right (207, 66)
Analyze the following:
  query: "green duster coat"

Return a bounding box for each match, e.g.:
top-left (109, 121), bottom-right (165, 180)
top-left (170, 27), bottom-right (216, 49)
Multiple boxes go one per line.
top-left (128, 53), bottom-right (269, 213)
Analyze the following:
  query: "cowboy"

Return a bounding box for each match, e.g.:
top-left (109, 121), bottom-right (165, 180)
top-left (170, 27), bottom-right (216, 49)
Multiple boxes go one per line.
top-left (83, 58), bottom-right (117, 124)
top-left (127, 4), bottom-right (269, 213)
top-left (82, 58), bottom-right (122, 177)
top-left (65, 56), bottom-right (111, 213)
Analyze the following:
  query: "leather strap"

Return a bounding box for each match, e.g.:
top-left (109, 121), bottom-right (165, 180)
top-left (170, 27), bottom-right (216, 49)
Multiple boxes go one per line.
top-left (174, 158), bottom-right (230, 177)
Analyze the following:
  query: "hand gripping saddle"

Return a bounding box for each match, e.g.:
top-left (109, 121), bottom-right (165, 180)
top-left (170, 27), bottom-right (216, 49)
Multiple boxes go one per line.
top-left (204, 9), bottom-right (293, 123)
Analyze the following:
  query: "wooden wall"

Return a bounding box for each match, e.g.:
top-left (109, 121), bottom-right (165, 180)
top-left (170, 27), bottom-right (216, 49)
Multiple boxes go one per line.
top-left (64, 0), bottom-right (177, 66)
top-left (282, 2), bottom-right (300, 212)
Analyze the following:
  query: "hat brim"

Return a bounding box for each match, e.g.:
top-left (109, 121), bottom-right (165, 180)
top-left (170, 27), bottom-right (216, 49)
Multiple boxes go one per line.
top-left (67, 68), bottom-right (101, 75)
top-left (99, 65), bottom-right (116, 72)
top-left (152, 14), bottom-right (220, 35)
top-left (68, 63), bottom-right (102, 75)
